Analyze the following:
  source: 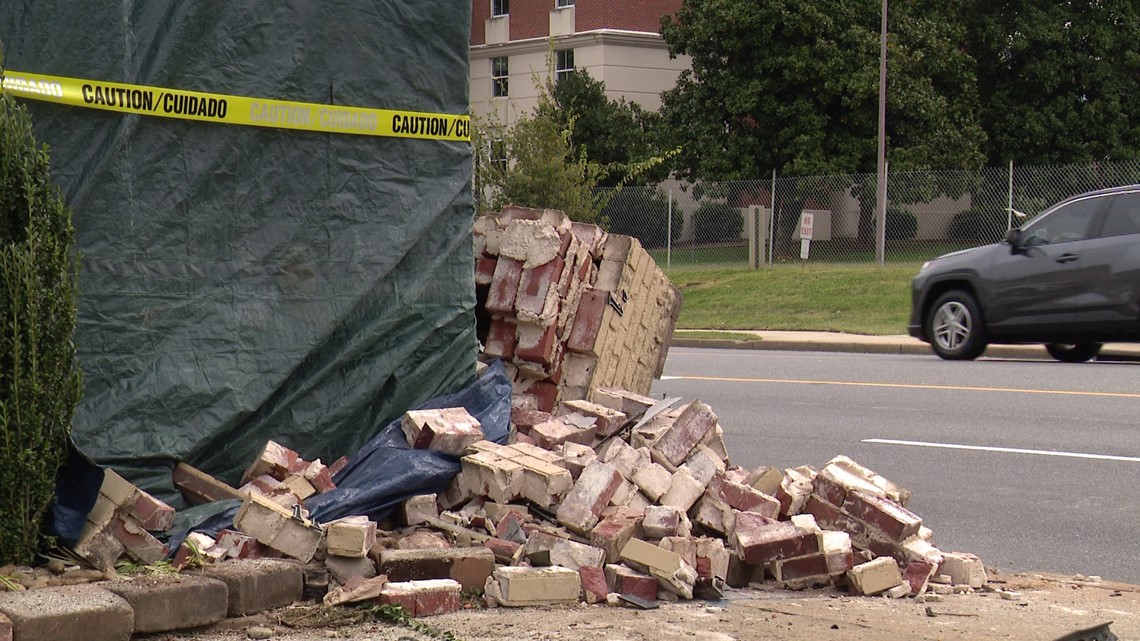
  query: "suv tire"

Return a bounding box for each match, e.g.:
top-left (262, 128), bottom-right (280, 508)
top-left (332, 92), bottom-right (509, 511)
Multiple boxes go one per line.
top-left (926, 290), bottom-right (987, 361)
top-left (1045, 342), bottom-right (1102, 363)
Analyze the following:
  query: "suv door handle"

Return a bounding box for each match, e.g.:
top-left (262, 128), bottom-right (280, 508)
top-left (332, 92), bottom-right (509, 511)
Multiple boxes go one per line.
top-left (1056, 253), bottom-right (1079, 264)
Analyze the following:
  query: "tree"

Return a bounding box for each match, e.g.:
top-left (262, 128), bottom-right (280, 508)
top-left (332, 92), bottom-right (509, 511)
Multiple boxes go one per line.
top-left (0, 64), bottom-right (84, 564)
top-left (659, 0), bottom-right (986, 244)
top-left (543, 71), bottom-right (668, 188)
top-left (965, 0), bottom-right (1140, 165)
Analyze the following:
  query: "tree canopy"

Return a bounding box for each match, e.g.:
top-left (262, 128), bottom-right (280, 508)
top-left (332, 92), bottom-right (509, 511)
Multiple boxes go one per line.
top-left (658, 0), bottom-right (987, 181)
top-left (964, 0), bottom-right (1140, 164)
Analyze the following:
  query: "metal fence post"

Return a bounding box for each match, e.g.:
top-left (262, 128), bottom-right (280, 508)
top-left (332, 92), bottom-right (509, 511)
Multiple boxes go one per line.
top-left (667, 189), bottom-right (673, 269)
top-left (768, 170), bottom-right (776, 266)
top-left (1007, 160), bottom-right (1014, 231)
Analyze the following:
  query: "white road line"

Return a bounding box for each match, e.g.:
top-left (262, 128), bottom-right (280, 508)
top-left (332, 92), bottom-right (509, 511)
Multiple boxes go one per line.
top-left (863, 438), bottom-right (1140, 463)
top-left (659, 375), bottom-right (683, 380)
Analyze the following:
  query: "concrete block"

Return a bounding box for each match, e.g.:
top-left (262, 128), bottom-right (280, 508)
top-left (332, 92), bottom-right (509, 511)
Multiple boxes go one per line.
top-left (402, 407), bottom-right (484, 455)
top-left (0, 584), bottom-right (133, 641)
top-left (379, 579), bottom-right (462, 617)
top-left (620, 538), bottom-right (696, 599)
top-left (847, 557), bottom-right (903, 596)
top-left (103, 574), bottom-right (229, 633)
top-left (196, 558), bottom-right (304, 617)
top-left (325, 555), bottom-right (378, 585)
top-left (491, 566), bottom-right (581, 606)
top-left (74, 530), bottom-right (125, 571)
top-left (940, 552), bottom-right (988, 588)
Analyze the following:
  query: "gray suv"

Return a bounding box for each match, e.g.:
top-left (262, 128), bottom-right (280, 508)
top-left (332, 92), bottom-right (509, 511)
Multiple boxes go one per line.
top-left (909, 185), bottom-right (1140, 361)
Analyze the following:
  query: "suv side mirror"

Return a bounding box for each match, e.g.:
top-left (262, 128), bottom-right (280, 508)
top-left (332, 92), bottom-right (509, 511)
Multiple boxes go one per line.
top-left (1006, 227), bottom-right (1023, 252)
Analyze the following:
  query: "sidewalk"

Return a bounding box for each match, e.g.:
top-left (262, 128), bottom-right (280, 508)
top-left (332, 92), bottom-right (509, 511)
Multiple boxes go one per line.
top-left (671, 329), bottom-right (1140, 361)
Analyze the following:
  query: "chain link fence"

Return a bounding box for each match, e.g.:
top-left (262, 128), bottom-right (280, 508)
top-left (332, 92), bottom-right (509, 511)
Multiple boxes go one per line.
top-left (600, 160), bottom-right (1140, 269)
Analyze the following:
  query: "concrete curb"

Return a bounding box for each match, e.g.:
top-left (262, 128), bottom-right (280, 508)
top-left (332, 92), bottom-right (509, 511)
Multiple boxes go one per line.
top-left (670, 334), bottom-right (1140, 362)
top-left (0, 559), bottom-right (303, 641)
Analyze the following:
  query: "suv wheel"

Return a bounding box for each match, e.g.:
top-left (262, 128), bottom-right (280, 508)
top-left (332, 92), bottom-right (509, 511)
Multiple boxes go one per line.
top-left (926, 290), bottom-right (987, 360)
top-left (1045, 343), bottom-right (1102, 363)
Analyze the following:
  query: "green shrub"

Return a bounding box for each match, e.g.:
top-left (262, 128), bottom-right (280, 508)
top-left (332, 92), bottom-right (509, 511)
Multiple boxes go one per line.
top-left (691, 201), bottom-right (743, 244)
top-left (0, 77), bottom-right (83, 564)
top-left (602, 187), bottom-right (683, 248)
top-left (948, 208), bottom-right (1008, 242)
top-left (885, 207), bottom-right (918, 241)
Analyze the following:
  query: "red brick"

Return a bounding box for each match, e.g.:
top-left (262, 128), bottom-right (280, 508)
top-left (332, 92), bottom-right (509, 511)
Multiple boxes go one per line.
top-left (128, 489), bottom-right (176, 531)
top-left (303, 460), bottom-right (336, 493)
top-left (732, 513), bottom-right (821, 565)
top-left (515, 257), bottom-right (565, 319)
top-left (606, 565), bottom-right (658, 602)
top-left (565, 288), bottom-right (608, 355)
top-left (812, 472), bottom-right (850, 507)
top-left (768, 553), bottom-right (831, 582)
top-left (510, 407), bottom-right (552, 435)
top-left (803, 495), bottom-right (847, 531)
top-left (109, 514), bottom-right (168, 564)
top-left (484, 317), bottom-right (518, 360)
top-left (475, 256), bottom-right (497, 285)
top-left (530, 416), bottom-right (596, 450)
top-left (841, 491), bottom-right (922, 542)
top-left (590, 510), bottom-right (644, 564)
top-left (328, 455), bottom-right (350, 478)
top-left (515, 322), bottom-right (558, 366)
top-left (707, 474), bottom-right (781, 518)
top-left (903, 560), bottom-right (937, 596)
top-left (523, 382), bottom-right (559, 413)
top-left (486, 257), bottom-right (523, 314)
top-left (653, 401), bottom-right (718, 467)
top-left (378, 580), bottom-right (462, 617)
top-left (483, 537), bottom-right (521, 563)
top-left (172, 462), bottom-right (243, 506)
top-left (579, 565), bottom-right (609, 604)
top-left (215, 529), bottom-right (272, 559)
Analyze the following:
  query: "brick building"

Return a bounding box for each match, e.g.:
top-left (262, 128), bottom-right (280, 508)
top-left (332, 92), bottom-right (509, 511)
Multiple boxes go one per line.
top-left (470, 0), bottom-right (690, 127)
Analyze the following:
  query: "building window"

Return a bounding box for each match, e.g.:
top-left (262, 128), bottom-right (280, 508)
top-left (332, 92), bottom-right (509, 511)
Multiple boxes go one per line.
top-left (556, 0), bottom-right (575, 8)
top-left (490, 139), bottom-right (507, 171)
top-left (491, 0), bottom-right (508, 17)
top-left (555, 49), bottom-right (574, 82)
top-left (491, 57), bottom-right (509, 98)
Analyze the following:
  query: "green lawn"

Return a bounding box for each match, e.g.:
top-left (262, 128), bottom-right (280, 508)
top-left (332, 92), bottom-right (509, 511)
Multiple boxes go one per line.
top-left (666, 264), bottom-right (919, 336)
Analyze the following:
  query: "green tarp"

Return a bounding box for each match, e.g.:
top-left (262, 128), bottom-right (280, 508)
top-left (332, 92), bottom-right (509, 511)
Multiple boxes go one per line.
top-left (1, 2), bottom-right (476, 503)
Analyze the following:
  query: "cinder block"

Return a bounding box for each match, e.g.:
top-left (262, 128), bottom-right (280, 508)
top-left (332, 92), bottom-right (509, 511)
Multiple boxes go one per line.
top-left (197, 558), bottom-right (304, 617)
top-left (402, 407), bottom-right (484, 455)
top-left (0, 585), bottom-right (133, 641)
top-left (103, 574), bottom-right (229, 633)
top-left (379, 579), bottom-right (462, 617)
top-left (847, 557), bottom-right (903, 596)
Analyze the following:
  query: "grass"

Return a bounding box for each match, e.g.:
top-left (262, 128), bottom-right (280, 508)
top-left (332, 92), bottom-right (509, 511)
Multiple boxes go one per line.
top-left (667, 263), bottom-right (919, 336)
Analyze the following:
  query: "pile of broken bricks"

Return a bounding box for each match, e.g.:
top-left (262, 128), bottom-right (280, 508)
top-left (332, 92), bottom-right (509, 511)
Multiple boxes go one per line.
top-left (13, 206), bottom-right (995, 622)
top-left (53, 390), bottom-right (991, 620)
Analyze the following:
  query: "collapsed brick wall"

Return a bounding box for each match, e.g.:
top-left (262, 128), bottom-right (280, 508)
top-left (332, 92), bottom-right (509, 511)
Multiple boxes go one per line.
top-left (474, 206), bottom-right (681, 412)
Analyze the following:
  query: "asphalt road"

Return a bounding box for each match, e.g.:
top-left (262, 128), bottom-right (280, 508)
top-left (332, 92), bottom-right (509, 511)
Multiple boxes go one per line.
top-left (650, 347), bottom-right (1140, 585)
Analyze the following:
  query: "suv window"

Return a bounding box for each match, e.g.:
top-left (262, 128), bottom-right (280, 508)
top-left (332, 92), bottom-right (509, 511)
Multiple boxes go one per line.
top-left (1097, 192), bottom-right (1140, 238)
top-left (1022, 196), bottom-right (1103, 246)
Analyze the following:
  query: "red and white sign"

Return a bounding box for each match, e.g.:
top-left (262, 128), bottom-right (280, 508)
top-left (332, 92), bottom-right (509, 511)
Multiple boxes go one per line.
top-left (799, 212), bottom-right (815, 240)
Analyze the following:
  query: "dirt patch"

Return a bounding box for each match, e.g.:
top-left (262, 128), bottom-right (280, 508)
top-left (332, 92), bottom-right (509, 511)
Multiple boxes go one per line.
top-left (152, 572), bottom-right (1139, 641)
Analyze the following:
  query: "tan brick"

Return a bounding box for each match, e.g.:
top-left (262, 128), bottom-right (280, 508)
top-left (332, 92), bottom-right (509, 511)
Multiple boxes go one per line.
top-left (489, 566), bottom-right (581, 606)
top-left (847, 557), bottom-right (903, 595)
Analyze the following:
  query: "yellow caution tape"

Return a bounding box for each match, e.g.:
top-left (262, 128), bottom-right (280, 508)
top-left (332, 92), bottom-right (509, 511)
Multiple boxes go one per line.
top-left (1, 70), bottom-right (470, 142)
